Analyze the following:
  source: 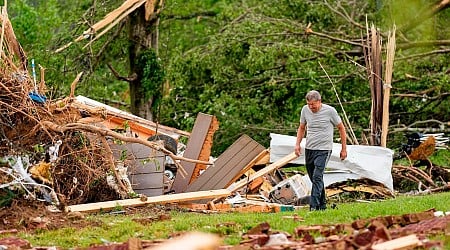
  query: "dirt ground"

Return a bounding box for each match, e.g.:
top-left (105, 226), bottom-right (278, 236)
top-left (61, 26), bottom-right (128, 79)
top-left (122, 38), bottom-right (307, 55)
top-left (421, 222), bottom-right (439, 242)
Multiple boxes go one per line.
top-left (0, 199), bottom-right (97, 232)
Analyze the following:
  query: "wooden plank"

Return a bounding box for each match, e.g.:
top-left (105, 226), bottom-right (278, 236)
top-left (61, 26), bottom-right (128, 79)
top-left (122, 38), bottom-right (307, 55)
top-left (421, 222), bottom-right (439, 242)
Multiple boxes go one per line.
top-left (185, 138), bottom-right (249, 192)
top-left (243, 199), bottom-right (297, 212)
top-left (225, 149), bottom-right (270, 187)
top-left (229, 152), bottom-right (298, 192)
top-left (371, 234), bottom-right (420, 250)
top-left (128, 142), bottom-right (165, 159)
top-left (65, 189), bottom-right (231, 213)
top-left (186, 135), bottom-right (265, 192)
top-left (128, 157), bottom-right (165, 174)
top-left (177, 202), bottom-right (277, 213)
top-left (211, 138), bottom-right (265, 190)
top-left (190, 116), bottom-right (219, 183)
top-left (177, 203), bottom-right (229, 210)
top-left (254, 152), bottom-right (270, 166)
top-left (172, 113), bottom-right (214, 193)
top-left (110, 142), bottom-right (165, 161)
top-left (242, 168), bottom-right (273, 193)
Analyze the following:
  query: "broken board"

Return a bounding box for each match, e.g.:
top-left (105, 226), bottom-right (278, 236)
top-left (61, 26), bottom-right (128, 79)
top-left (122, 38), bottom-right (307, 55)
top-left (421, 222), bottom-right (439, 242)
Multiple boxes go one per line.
top-left (186, 134), bottom-right (266, 192)
top-left (65, 189), bottom-right (231, 213)
top-left (171, 113), bottom-right (215, 193)
top-left (228, 152), bottom-right (298, 192)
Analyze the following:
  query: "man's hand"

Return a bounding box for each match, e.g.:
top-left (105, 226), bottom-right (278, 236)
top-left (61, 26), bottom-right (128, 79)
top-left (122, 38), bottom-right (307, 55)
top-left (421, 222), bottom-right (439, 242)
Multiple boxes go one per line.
top-left (295, 144), bottom-right (301, 157)
top-left (340, 149), bottom-right (347, 160)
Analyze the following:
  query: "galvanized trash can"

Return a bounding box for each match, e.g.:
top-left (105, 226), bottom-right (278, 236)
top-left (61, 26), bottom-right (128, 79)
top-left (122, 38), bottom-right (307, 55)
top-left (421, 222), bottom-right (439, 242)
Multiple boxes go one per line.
top-left (111, 142), bottom-right (165, 197)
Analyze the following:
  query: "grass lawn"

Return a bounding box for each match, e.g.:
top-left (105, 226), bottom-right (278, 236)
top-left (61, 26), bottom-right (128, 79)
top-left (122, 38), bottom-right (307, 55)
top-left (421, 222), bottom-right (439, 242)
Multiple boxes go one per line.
top-left (19, 191), bottom-right (450, 248)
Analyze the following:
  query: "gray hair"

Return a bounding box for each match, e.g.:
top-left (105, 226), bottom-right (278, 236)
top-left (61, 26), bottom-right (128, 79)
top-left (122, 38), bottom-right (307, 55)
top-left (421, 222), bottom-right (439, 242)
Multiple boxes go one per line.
top-left (305, 90), bottom-right (321, 101)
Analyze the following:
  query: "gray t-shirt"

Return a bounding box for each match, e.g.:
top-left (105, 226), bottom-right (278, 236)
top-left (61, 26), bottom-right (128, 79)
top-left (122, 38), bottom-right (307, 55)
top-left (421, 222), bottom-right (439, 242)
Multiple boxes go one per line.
top-left (300, 103), bottom-right (342, 150)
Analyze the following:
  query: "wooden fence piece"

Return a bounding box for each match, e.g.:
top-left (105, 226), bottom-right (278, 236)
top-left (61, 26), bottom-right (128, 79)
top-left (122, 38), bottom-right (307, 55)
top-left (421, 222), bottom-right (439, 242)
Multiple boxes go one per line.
top-left (172, 113), bottom-right (215, 193)
top-left (225, 149), bottom-right (270, 188)
top-left (65, 189), bottom-right (231, 213)
top-left (190, 115), bottom-right (219, 183)
top-left (186, 134), bottom-right (265, 192)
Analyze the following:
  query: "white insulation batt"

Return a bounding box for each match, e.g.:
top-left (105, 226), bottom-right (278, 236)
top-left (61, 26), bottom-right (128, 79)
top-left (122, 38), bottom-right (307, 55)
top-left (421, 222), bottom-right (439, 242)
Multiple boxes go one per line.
top-left (269, 133), bottom-right (394, 191)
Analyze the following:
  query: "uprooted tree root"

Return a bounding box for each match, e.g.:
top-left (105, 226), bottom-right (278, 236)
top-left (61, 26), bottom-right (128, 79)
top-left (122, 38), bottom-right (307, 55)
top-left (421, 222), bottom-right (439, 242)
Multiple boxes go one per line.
top-left (0, 69), bottom-right (120, 205)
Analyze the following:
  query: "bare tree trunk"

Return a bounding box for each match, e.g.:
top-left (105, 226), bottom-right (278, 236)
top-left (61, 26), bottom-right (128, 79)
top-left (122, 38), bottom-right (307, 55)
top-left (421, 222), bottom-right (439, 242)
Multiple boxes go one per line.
top-left (128, 3), bottom-right (160, 121)
top-left (364, 24), bottom-right (383, 146)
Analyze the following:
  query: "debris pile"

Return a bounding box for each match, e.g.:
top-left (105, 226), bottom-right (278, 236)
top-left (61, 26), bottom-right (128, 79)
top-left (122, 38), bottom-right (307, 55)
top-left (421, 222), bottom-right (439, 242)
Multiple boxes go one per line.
top-left (0, 5), bottom-right (449, 249)
top-left (0, 36), bottom-right (119, 205)
top-left (0, 12), bottom-right (184, 208)
top-left (1, 6), bottom-right (449, 215)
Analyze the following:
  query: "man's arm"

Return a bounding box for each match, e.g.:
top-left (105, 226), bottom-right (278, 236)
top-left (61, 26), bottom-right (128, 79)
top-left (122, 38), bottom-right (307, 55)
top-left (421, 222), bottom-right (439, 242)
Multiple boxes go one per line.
top-left (337, 122), bottom-right (347, 160)
top-left (295, 123), bottom-right (306, 156)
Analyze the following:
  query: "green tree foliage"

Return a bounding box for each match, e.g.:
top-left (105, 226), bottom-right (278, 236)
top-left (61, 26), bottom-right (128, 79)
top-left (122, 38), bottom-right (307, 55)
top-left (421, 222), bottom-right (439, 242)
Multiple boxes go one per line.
top-left (9, 0), bottom-right (129, 105)
top-left (158, 0), bottom-right (449, 154)
top-left (8, 0), bottom-right (449, 155)
top-left (136, 49), bottom-right (165, 112)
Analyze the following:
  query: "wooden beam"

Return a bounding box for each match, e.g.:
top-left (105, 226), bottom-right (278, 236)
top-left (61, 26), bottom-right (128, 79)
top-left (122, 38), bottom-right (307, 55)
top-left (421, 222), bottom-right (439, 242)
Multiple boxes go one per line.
top-left (65, 189), bottom-right (231, 213)
top-left (243, 199), bottom-right (297, 212)
top-left (228, 152), bottom-right (298, 192)
top-left (254, 152), bottom-right (270, 165)
top-left (242, 168), bottom-right (273, 193)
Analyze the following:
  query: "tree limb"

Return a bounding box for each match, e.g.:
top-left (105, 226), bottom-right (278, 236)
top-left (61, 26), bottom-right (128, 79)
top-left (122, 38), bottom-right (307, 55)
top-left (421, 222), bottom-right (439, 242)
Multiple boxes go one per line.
top-left (392, 92), bottom-right (450, 101)
top-left (101, 136), bottom-right (129, 195)
top-left (323, 0), bottom-right (365, 30)
top-left (397, 49), bottom-right (450, 61)
top-left (41, 121), bottom-right (212, 166)
top-left (397, 40), bottom-right (450, 49)
top-left (164, 11), bottom-right (217, 20)
top-left (107, 63), bottom-right (137, 82)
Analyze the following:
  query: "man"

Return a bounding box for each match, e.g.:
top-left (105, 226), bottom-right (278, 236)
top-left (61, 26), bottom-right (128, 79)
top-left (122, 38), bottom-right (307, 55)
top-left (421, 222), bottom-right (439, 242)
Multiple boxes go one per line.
top-left (294, 90), bottom-right (347, 211)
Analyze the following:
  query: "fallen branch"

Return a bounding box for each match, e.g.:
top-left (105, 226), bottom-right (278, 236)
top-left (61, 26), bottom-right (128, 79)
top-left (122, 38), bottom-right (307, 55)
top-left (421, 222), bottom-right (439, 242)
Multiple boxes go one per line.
top-left (41, 121), bottom-right (211, 166)
top-left (393, 165), bottom-right (437, 189)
